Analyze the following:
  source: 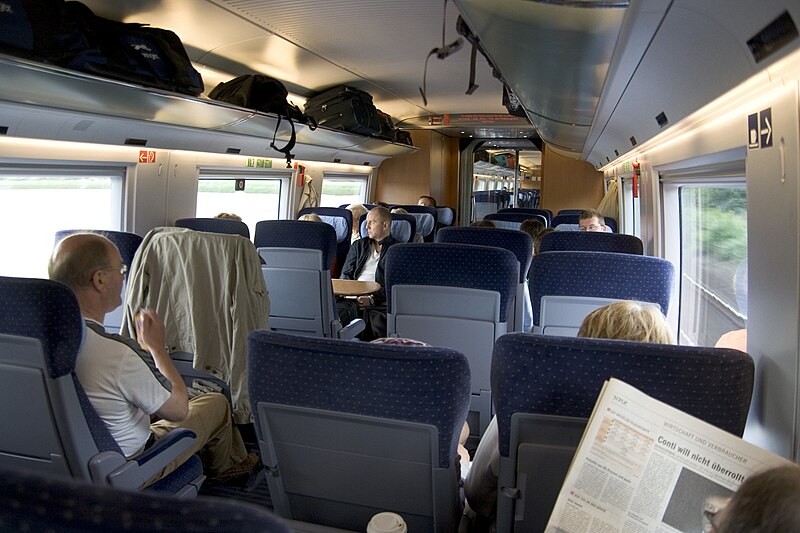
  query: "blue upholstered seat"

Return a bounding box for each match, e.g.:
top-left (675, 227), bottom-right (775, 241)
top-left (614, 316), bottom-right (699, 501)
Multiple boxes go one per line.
top-left (0, 277), bottom-right (204, 497)
top-left (539, 230), bottom-right (644, 254)
top-left (491, 333), bottom-right (754, 532)
top-left (54, 229), bottom-right (144, 334)
top-left (497, 207), bottom-right (552, 226)
top-left (174, 217), bottom-right (251, 238)
top-left (254, 220), bottom-right (364, 339)
top-left (389, 205), bottom-right (438, 241)
top-left (437, 206), bottom-right (455, 227)
top-left (436, 226), bottom-right (533, 332)
top-left (551, 213), bottom-right (618, 232)
top-left (248, 330), bottom-right (470, 532)
top-left (359, 212), bottom-right (417, 243)
top-left (297, 207), bottom-right (353, 278)
top-left (529, 251), bottom-right (674, 336)
top-left (483, 212), bottom-right (545, 231)
top-left (0, 465), bottom-right (288, 532)
top-left (385, 243), bottom-right (518, 439)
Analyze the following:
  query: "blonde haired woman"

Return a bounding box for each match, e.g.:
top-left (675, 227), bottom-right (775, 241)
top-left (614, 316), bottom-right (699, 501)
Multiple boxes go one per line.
top-left (578, 300), bottom-right (673, 344)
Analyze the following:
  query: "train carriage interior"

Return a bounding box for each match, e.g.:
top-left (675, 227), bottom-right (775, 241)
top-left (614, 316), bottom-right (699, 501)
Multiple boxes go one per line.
top-left (2, 0), bottom-right (800, 531)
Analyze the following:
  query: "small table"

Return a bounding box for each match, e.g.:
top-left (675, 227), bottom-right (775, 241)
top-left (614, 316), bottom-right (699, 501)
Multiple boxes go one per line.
top-left (332, 279), bottom-right (381, 297)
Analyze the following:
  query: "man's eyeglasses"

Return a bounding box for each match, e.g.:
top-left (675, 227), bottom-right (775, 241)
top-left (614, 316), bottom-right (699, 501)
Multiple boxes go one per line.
top-left (580, 224), bottom-right (603, 232)
top-left (100, 264), bottom-right (128, 277)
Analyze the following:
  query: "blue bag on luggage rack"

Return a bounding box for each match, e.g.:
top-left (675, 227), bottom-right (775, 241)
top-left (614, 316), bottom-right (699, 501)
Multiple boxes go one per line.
top-left (56, 1), bottom-right (204, 96)
top-left (304, 85), bottom-right (381, 137)
top-left (0, 0), bottom-right (64, 61)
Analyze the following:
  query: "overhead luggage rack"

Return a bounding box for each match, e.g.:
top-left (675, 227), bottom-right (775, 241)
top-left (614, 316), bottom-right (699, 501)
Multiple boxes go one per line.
top-left (0, 55), bottom-right (416, 164)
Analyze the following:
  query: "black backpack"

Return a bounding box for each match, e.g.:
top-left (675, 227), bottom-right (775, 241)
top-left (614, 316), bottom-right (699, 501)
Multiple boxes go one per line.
top-left (209, 74), bottom-right (317, 167)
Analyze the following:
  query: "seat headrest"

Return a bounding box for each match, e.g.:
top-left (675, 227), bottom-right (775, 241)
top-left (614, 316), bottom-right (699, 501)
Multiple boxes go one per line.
top-left (253, 220), bottom-right (338, 269)
top-left (0, 277), bottom-right (83, 378)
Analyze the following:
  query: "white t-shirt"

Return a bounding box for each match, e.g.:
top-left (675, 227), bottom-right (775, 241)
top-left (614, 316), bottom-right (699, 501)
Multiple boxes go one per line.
top-left (75, 319), bottom-right (171, 457)
top-left (357, 245), bottom-right (381, 282)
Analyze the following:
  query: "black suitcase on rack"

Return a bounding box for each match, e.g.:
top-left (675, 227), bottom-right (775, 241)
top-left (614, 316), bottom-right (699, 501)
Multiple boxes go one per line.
top-left (304, 85), bottom-right (381, 136)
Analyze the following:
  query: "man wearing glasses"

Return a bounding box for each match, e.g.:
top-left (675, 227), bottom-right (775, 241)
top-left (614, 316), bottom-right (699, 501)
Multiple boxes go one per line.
top-left (579, 209), bottom-right (608, 232)
top-left (49, 233), bottom-right (256, 487)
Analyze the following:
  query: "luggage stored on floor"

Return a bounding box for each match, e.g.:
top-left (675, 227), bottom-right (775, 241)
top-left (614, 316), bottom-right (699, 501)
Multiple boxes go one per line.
top-left (304, 85), bottom-right (381, 137)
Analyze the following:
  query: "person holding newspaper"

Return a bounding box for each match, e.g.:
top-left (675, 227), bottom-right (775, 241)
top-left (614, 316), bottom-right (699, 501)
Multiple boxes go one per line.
top-left (462, 301), bottom-right (674, 531)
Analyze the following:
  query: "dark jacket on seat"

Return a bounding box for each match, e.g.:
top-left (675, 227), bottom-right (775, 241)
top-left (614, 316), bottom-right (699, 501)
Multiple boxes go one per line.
top-left (340, 234), bottom-right (398, 300)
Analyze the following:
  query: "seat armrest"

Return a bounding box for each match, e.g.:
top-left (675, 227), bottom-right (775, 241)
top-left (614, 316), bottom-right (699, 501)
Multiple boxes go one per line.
top-left (100, 429), bottom-right (197, 489)
top-left (337, 318), bottom-right (366, 340)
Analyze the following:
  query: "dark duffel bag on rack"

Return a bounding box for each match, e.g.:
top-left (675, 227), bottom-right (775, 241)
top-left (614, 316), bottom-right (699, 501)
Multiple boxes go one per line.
top-left (0, 0), bottom-right (65, 61)
top-left (209, 74), bottom-right (317, 166)
top-left (55, 1), bottom-right (204, 96)
top-left (304, 85), bottom-right (381, 137)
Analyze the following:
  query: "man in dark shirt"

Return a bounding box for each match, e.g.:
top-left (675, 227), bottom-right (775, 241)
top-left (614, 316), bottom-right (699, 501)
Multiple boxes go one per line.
top-left (339, 206), bottom-right (397, 338)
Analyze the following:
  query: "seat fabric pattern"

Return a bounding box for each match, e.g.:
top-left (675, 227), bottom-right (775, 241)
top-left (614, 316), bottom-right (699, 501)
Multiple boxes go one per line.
top-left (529, 251), bottom-right (674, 325)
top-left (54, 230), bottom-right (143, 268)
top-left (0, 465), bottom-right (288, 533)
top-left (254, 220), bottom-right (337, 269)
top-left (384, 243), bottom-right (519, 322)
top-left (539, 231), bottom-right (644, 255)
top-left (247, 330), bottom-right (471, 468)
top-left (174, 217), bottom-right (250, 238)
top-left (436, 227), bottom-right (532, 283)
top-left (0, 277), bottom-right (82, 378)
top-left (492, 334), bottom-right (754, 457)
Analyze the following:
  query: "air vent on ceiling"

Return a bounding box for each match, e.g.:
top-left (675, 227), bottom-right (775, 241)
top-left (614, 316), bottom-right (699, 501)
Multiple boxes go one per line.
top-left (124, 138), bottom-right (148, 146)
top-left (226, 148), bottom-right (241, 154)
top-left (614, 149), bottom-right (620, 157)
top-left (0, 126), bottom-right (7, 135)
top-left (333, 158), bottom-right (342, 163)
top-left (629, 136), bottom-right (637, 147)
top-left (748, 11), bottom-right (799, 64)
top-left (655, 112), bottom-right (668, 128)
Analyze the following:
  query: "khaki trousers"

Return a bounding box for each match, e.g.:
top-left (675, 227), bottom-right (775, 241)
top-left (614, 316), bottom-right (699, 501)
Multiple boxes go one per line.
top-left (144, 392), bottom-right (248, 487)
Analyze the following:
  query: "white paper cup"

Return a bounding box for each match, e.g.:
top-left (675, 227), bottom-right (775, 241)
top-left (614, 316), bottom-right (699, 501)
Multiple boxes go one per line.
top-left (366, 512), bottom-right (407, 533)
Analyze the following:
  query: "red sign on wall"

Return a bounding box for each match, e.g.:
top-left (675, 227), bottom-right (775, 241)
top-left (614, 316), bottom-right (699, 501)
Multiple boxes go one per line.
top-left (138, 150), bottom-right (156, 163)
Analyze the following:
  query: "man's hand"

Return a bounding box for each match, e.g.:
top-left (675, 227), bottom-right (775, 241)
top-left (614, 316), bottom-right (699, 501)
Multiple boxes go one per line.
top-left (136, 308), bottom-right (166, 351)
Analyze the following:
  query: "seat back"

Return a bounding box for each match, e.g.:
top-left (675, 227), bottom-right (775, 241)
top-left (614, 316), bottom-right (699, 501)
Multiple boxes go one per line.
top-left (539, 231), bottom-right (644, 254)
top-left (556, 209), bottom-right (584, 216)
top-left (174, 217), bottom-right (251, 238)
top-left (497, 208), bottom-right (552, 226)
top-left (491, 333), bottom-right (755, 533)
top-left (385, 243), bottom-right (518, 438)
top-left (483, 212), bottom-right (543, 231)
top-left (436, 206), bottom-right (455, 227)
top-left (359, 213), bottom-right (417, 243)
top-left (391, 205), bottom-right (438, 241)
top-left (297, 207), bottom-right (352, 278)
top-left (551, 214), bottom-right (618, 232)
top-left (472, 191), bottom-right (497, 221)
top-left (436, 226), bottom-right (533, 332)
top-left (254, 220), bottom-right (356, 339)
top-left (529, 251), bottom-right (674, 336)
top-left (0, 277), bottom-right (203, 496)
top-left (54, 229), bottom-right (144, 334)
top-left (248, 330), bottom-right (470, 532)
top-left (0, 465), bottom-right (289, 532)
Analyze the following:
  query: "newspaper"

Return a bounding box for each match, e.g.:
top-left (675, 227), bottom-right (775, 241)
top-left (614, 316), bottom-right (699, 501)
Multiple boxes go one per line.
top-left (546, 378), bottom-right (793, 533)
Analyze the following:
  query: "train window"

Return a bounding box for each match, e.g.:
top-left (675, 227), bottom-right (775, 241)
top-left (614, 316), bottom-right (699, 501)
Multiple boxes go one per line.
top-left (675, 184), bottom-right (747, 346)
top-left (0, 166), bottom-right (124, 278)
top-left (320, 173), bottom-right (368, 206)
top-left (196, 171), bottom-right (289, 233)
